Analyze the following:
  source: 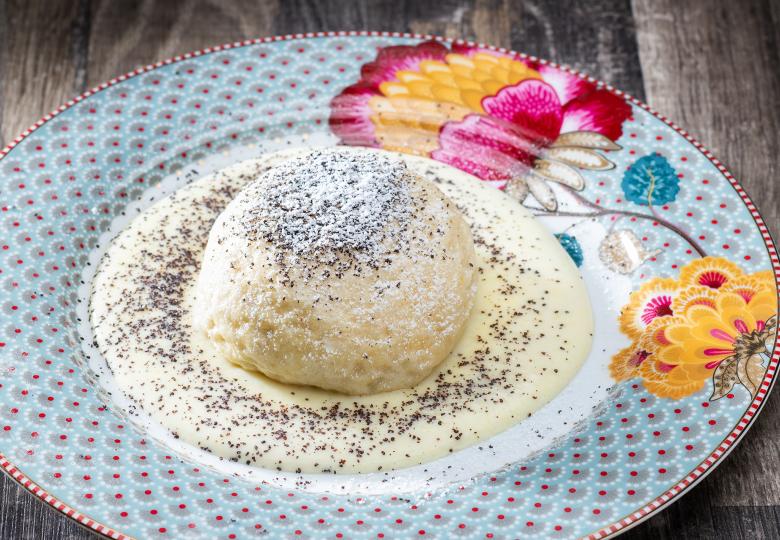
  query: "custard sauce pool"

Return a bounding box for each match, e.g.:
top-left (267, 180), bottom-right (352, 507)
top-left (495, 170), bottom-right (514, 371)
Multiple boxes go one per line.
top-left (89, 150), bottom-right (593, 474)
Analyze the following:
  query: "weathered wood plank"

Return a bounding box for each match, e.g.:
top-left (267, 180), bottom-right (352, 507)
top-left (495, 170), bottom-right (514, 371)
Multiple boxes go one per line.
top-left (275, 0), bottom-right (646, 102)
top-left (506, 0), bottom-right (646, 100)
top-left (86, 0), bottom-right (279, 86)
top-left (632, 0), bottom-right (780, 228)
top-left (715, 505), bottom-right (780, 540)
top-left (0, 0), bottom-right (86, 144)
top-left (633, 0), bottom-right (780, 510)
top-left (273, 0), bottom-right (511, 46)
top-left (0, 475), bottom-right (90, 539)
top-left (1, 0), bottom-right (779, 539)
top-left (405, 0), bottom-right (511, 46)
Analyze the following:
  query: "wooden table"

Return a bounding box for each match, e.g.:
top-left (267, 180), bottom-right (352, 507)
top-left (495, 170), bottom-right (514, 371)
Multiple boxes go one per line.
top-left (1, 0), bottom-right (777, 538)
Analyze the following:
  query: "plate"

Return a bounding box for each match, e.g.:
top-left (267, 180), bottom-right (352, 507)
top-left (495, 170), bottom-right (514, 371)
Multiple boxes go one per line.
top-left (0, 31), bottom-right (777, 539)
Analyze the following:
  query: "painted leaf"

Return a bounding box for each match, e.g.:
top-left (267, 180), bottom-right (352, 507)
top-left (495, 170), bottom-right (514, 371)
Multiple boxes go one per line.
top-left (764, 315), bottom-right (777, 353)
top-left (533, 159), bottom-right (586, 190)
top-left (710, 356), bottom-right (738, 401)
top-left (737, 353), bottom-right (767, 398)
top-left (598, 229), bottom-right (661, 274)
top-left (526, 174), bottom-right (558, 211)
top-left (555, 233), bottom-right (584, 267)
top-left (551, 130), bottom-right (621, 151)
top-left (544, 146), bottom-right (615, 170)
top-left (505, 176), bottom-right (529, 203)
top-left (621, 154), bottom-right (680, 206)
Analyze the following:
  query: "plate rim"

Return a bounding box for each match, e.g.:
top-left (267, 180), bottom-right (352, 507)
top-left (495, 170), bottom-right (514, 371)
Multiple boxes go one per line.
top-left (0, 30), bottom-right (777, 540)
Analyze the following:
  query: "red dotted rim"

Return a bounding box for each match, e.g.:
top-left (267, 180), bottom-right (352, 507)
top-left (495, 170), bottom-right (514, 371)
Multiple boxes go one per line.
top-left (0, 30), bottom-right (777, 540)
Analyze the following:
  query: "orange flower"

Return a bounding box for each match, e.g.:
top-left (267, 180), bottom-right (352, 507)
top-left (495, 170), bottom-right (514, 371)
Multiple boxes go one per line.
top-left (638, 357), bottom-right (706, 399)
top-left (610, 344), bottom-right (652, 382)
top-left (678, 257), bottom-right (743, 289)
top-left (659, 284), bottom-right (775, 368)
top-left (611, 257), bottom-right (777, 400)
top-left (618, 277), bottom-right (677, 339)
top-left (671, 285), bottom-right (718, 313)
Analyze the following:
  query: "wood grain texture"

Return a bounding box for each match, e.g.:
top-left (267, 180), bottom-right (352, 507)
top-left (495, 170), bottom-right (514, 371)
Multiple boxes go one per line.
top-left (0, 0), bottom-right (778, 538)
top-left (0, 0), bottom-right (87, 143)
top-left (0, 475), bottom-right (92, 540)
top-left (625, 2), bottom-right (780, 536)
top-left (86, 0), bottom-right (278, 86)
top-left (633, 0), bottom-right (780, 229)
top-left (505, 0), bottom-right (646, 100)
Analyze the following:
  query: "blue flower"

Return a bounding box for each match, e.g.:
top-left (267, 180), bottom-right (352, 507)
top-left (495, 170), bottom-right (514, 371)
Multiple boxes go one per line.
top-left (621, 154), bottom-right (680, 206)
top-left (555, 233), bottom-right (584, 267)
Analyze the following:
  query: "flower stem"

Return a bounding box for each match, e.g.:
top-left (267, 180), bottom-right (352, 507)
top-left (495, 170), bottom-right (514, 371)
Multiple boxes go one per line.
top-left (541, 206), bottom-right (708, 257)
top-left (617, 209), bottom-right (707, 257)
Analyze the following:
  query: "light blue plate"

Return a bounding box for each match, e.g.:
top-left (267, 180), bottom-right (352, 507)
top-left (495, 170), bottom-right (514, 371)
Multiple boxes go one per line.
top-left (0, 32), bottom-right (777, 539)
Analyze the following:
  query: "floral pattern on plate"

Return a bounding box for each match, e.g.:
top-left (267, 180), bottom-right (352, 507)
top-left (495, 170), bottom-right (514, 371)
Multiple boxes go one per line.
top-left (330, 40), bottom-right (631, 211)
top-left (330, 41), bottom-right (710, 274)
top-left (0, 33), bottom-right (776, 540)
top-left (612, 258), bottom-right (777, 400)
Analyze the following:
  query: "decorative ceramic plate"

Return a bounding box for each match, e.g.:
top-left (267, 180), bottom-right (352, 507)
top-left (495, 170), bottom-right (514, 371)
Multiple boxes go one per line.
top-left (0, 32), bottom-right (777, 540)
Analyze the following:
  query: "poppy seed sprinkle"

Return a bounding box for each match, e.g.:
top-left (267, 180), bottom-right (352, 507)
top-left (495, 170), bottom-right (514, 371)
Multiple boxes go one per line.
top-left (89, 151), bottom-right (592, 475)
top-left (238, 149), bottom-right (412, 269)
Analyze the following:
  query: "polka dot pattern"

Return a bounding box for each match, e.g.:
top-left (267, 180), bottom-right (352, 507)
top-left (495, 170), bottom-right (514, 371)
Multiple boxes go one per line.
top-left (0, 32), bottom-right (777, 540)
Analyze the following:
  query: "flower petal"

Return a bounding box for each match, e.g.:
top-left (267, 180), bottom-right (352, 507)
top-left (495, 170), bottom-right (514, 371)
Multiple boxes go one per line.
top-left (453, 50), bottom-right (597, 106)
top-left (482, 80), bottom-right (563, 145)
top-left (504, 176), bottom-right (529, 202)
top-left (535, 63), bottom-right (594, 105)
top-left (367, 95), bottom-right (467, 155)
top-left (555, 233), bottom-right (584, 267)
top-left (609, 344), bottom-right (648, 382)
top-left (431, 148), bottom-right (507, 182)
top-left (671, 285), bottom-right (719, 313)
top-left (533, 159), bottom-right (585, 190)
top-left (678, 257), bottom-right (744, 289)
top-left (526, 174), bottom-right (558, 211)
top-left (621, 154), bottom-right (681, 206)
top-left (619, 277), bottom-right (679, 338)
top-left (432, 114), bottom-right (536, 180)
top-left (737, 353), bottom-right (767, 398)
top-left (710, 357), bottom-right (739, 400)
top-left (560, 88), bottom-right (632, 141)
top-left (360, 41), bottom-right (450, 88)
top-left (552, 131), bottom-right (622, 151)
top-left (329, 41), bottom-right (452, 146)
top-left (543, 146), bottom-right (615, 170)
top-left (643, 378), bottom-right (705, 399)
top-left (329, 85), bottom-right (379, 146)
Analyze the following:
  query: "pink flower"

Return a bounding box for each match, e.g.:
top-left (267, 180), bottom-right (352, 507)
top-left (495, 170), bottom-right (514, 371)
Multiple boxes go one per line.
top-left (330, 41), bottom-right (632, 209)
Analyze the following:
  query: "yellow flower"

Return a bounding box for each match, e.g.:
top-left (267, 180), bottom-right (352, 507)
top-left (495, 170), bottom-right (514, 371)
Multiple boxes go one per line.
top-left (368, 52), bottom-right (542, 156)
top-left (610, 344), bottom-right (651, 382)
top-left (678, 257), bottom-right (743, 289)
top-left (618, 277), bottom-right (677, 339)
top-left (659, 283), bottom-right (775, 368)
top-left (639, 357), bottom-right (707, 399)
top-left (610, 257), bottom-right (777, 400)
